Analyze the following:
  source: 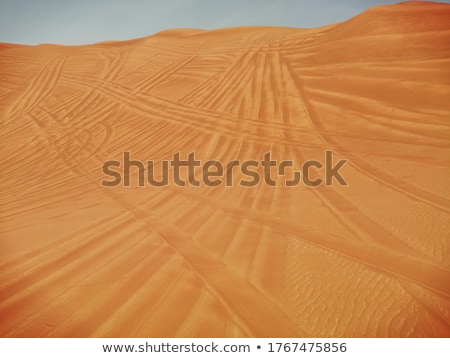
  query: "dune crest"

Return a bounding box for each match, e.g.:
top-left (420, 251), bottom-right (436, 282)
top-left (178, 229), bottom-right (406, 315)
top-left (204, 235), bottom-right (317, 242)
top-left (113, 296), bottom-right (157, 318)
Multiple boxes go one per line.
top-left (0, 2), bottom-right (449, 337)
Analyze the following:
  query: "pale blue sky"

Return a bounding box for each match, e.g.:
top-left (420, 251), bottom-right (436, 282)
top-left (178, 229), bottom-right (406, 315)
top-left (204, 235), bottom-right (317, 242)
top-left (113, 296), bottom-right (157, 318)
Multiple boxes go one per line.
top-left (0, 0), bottom-right (449, 45)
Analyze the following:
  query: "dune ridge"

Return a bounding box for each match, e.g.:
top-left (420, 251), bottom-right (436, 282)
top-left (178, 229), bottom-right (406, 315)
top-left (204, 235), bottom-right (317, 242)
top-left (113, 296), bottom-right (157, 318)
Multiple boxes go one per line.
top-left (0, 2), bottom-right (449, 337)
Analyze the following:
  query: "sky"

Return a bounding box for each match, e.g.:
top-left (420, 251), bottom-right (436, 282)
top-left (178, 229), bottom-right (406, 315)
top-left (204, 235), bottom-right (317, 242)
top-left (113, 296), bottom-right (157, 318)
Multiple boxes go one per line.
top-left (1, 0), bottom-right (449, 45)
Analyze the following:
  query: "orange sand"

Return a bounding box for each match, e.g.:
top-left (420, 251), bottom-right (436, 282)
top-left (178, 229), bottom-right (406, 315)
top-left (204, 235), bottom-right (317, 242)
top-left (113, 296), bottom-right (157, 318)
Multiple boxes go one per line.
top-left (0, 2), bottom-right (449, 337)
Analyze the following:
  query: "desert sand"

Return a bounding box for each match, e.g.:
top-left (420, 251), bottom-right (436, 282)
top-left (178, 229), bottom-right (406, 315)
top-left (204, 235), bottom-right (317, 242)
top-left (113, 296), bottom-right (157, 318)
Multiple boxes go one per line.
top-left (0, 1), bottom-right (449, 337)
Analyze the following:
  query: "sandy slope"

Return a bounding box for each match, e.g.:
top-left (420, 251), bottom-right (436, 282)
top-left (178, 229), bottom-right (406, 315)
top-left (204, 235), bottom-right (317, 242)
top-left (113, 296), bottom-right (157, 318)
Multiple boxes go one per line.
top-left (0, 2), bottom-right (449, 337)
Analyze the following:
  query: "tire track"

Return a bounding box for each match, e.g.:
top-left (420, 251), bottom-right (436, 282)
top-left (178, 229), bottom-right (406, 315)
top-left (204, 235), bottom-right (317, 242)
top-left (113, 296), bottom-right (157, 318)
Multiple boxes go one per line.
top-left (281, 55), bottom-right (450, 213)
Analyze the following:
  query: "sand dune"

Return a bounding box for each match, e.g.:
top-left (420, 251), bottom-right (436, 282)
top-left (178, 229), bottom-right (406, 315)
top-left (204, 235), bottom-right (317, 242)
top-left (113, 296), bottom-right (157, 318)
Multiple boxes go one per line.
top-left (1, 2), bottom-right (450, 337)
